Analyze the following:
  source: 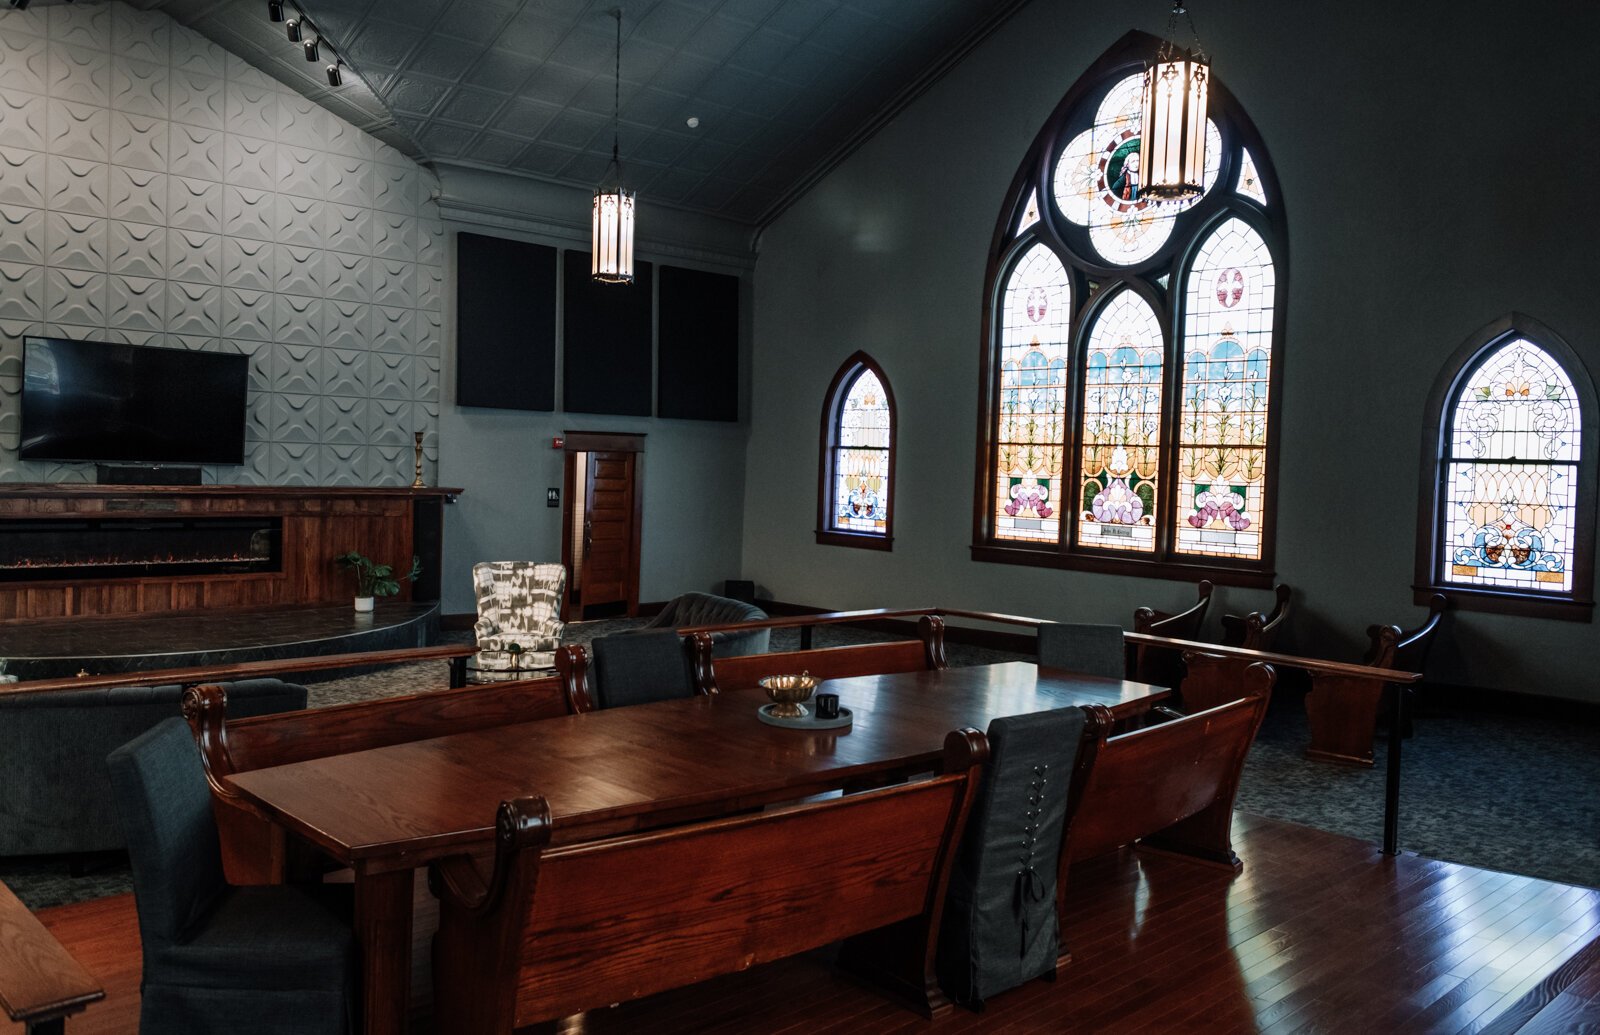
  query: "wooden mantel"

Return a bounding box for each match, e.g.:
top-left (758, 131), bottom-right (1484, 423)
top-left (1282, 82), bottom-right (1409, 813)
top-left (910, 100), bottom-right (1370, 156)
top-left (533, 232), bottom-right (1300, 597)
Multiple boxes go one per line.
top-left (0, 484), bottom-right (463, 622)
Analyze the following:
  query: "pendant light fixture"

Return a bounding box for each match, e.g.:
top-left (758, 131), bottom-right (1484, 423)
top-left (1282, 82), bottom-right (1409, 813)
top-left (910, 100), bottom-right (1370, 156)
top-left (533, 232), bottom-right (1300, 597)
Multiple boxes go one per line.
top-left (592, 8), bottom-right (635, 285)
top-left (1139, 0), bottom-right (1210, 201)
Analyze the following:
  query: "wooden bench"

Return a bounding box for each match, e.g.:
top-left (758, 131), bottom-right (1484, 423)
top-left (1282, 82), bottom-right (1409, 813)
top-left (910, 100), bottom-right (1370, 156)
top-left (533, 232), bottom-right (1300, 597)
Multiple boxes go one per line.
top-left (1061, 663), bottom-right (1275, 887)
top-left (1304, 594), bottom-right (1447, 766)
top-left (1220, 583), bottom-right (1293, 652)
top-left (0, 878), bottom-right (103, 1034)
top-left (692, 614), bottom-right (947, 692)
top-left (183, 675), bottom-right (573, 883)
top-left (429, 728), bottom-right (990, 1032)
top-left (1128, 581), bottom-right (1214, 688)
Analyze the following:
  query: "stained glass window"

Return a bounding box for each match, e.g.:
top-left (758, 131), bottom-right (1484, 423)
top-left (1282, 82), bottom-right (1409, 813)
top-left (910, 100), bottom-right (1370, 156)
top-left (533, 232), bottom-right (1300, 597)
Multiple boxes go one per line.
top-left (819, 353), bottom-right (895, 548)
top-left (1016, 189), bottom-right (1041, 236)
top-left (1077, 290), bottom-right (1163, 553)
top-left (1051, 72), bottom-right (1223, 267)
top-left (994, 243), bottom-right (1071, 543)
top-left (1440, 338), bottom-right (1581, 594)
top-left (978, 36), bottom-right (1285, 579)
top-left (1236, 147), bottom-right (1266, 204)
top-left (1174, 218), bottom-right (1275, 560)
top-left (832, 368), bottom-right (891, 535)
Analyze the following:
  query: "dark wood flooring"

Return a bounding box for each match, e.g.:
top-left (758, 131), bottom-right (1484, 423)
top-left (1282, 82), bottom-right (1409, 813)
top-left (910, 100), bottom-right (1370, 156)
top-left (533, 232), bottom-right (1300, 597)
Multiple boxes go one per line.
top-left (8, 813), bottom-right (1597, 1034)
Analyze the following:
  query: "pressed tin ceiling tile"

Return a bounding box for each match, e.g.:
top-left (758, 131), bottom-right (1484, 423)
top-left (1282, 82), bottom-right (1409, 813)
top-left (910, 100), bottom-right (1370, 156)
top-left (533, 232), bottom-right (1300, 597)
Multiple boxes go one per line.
top-left (130, 0), bottom-right (1029, 226)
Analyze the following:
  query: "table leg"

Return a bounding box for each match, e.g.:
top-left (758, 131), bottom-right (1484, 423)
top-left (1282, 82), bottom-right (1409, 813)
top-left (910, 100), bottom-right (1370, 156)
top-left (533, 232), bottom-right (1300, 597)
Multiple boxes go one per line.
top-left (448, 657), bottom-right (467, 689)
top-left (355, 867), bottom-right (414, 1035)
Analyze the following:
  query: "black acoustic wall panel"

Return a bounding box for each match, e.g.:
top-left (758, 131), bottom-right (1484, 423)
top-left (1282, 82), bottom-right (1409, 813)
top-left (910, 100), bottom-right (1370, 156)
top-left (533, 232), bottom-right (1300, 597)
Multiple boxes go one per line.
top-left (658, 265), bottom-right (739, 422)
top-left (563, 250), bottom-right (653, 416)
top-left (456, 232), bottom-right (557, 410)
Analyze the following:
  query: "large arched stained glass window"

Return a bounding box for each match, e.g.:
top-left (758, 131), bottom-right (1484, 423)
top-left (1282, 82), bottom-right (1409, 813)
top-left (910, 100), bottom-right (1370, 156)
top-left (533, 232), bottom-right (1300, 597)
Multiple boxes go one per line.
top-left (818, 352), bottom-right (896, 550)
top-left (1416, 315), bottom-right (1596, 618)
top-left (974, 32), bottom-right (1285, 584)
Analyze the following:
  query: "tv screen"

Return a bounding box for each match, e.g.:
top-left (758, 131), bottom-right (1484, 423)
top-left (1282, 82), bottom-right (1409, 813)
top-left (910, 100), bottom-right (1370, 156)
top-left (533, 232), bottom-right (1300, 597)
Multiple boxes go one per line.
top-left (19, 336), bottom-right (249, 465)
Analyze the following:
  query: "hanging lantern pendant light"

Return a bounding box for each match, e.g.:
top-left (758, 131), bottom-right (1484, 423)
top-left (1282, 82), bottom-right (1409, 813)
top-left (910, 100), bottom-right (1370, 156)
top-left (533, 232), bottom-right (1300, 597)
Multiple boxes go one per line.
top-left (1139, 0), bottom-right (1209, 202)
top-left (592, 8), bottom-right (635, 284)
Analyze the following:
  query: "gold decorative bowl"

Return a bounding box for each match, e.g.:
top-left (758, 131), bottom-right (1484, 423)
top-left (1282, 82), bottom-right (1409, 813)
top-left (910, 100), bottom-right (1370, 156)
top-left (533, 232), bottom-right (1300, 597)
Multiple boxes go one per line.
top-left (759, 673), bottom-right (818, 719)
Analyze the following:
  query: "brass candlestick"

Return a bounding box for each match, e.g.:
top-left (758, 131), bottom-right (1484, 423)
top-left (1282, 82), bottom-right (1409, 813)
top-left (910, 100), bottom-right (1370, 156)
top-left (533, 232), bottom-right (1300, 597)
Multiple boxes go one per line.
top-left (412, 431), bottom-right (425, 488)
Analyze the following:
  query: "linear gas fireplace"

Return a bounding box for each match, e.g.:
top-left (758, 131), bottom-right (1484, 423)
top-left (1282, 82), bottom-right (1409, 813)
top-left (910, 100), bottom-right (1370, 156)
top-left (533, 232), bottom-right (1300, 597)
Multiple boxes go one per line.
top-left (0, 517), bottom-right (284, 583)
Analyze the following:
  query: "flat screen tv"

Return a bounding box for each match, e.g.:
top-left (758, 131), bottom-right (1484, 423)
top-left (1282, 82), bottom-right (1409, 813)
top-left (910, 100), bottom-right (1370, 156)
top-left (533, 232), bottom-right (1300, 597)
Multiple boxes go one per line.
top-left (19, 336), bottom-right (249, 465)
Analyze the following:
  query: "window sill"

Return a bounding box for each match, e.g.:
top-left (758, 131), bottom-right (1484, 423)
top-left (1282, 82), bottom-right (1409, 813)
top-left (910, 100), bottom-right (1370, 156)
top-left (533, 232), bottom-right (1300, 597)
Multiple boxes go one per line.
top-left (1413, 584), bottom-right (1593, 622)
top-left (971, 542), bottom-right (1275, 588)
top-left (816, 530), bottom-right (893, 552)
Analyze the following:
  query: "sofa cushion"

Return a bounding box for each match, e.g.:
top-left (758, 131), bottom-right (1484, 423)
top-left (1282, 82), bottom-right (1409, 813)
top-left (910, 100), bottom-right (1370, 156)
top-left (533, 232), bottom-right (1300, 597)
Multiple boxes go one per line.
top-left (0, 678), bottom-right (307, 857)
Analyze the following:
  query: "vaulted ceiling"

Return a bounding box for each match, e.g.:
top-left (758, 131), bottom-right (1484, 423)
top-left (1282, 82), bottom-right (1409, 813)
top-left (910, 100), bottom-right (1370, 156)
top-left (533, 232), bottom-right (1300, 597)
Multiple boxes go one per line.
top-left (134, 0), bottom-right (1030, 226)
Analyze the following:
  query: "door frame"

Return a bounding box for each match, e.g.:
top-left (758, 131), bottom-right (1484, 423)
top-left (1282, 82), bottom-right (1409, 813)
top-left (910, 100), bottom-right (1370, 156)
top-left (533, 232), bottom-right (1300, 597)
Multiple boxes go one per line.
top-left (560, 431), bottom-right (646, 621)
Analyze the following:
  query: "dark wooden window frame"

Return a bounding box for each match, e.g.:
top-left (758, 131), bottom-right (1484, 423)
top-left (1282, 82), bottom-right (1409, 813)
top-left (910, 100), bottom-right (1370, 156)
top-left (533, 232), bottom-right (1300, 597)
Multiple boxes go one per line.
top-left (816, 351), bottom-right (897, 551)
top-left (1413, 312), bottom-right (1597, 621)
top-left (970, 31), bottom-right (1287, 590)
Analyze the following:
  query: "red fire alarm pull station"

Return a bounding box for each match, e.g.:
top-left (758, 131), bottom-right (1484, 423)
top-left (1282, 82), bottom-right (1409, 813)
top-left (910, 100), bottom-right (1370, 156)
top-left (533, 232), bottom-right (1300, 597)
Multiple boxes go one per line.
top-left (552, 437), bottom-right (564, 449)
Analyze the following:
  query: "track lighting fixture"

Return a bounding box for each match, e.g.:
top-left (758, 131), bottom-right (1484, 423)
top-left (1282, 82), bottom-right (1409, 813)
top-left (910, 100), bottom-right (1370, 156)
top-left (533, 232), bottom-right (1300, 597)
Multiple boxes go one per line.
top-left (286, 18), bottom-right (301, 42)
top-left (303, 37), bottom-right (320, 62)
top-left (8, 0), bottom-right (31, 10)
top-left (267, 4), bottom-right (348, 89)
top-left (267, 0), bottom-right (284, 21)
top-left (326, 62), bottom-right (342, 87)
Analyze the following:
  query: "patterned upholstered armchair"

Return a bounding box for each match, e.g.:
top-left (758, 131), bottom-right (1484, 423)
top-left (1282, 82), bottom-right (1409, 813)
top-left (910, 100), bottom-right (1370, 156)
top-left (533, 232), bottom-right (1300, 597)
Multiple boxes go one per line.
top-left (472, 562), bottom-right (567, 672)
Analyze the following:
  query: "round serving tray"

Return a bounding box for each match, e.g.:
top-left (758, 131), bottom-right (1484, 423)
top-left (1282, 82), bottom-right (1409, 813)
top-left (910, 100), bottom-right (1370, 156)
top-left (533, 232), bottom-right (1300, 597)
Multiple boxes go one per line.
top-left (756, 704), bottom-right (853, 731)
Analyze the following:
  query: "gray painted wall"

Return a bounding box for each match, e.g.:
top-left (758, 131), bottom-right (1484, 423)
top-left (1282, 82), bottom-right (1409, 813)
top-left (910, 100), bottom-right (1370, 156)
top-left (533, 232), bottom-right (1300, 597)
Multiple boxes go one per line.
top-left (742, 0), bottom-right (1600, 700)
top-left (0, 2), bottom-right (444, 486)
top-left (434, 167), bottom-right (754, 617)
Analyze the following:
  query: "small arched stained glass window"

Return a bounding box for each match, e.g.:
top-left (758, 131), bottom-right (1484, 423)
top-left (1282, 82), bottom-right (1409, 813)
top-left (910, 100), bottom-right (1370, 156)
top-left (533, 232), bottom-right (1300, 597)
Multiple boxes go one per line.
top-left (818, 353), bottom-right (896, 549)
top-left (1443, 339), bottom-right (1581, 594)
top-left (1416, 316), bottom-right (1596, 617)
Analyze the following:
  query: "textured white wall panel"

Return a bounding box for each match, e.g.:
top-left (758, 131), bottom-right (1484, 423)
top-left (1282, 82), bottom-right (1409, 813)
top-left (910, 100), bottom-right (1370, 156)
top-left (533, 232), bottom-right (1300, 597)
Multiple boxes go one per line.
top-left (0, 1), bottom-right (442, 484)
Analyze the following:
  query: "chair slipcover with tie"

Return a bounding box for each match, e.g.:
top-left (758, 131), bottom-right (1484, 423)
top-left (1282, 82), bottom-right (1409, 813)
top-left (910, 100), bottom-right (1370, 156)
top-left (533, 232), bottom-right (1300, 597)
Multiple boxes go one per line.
top-left (107, 718), bottom-right (356, 1034)
top-left (937, 708), bottom-right (1085, 1009)
top-left (472, 561), bottom-right (567, 671)
top-left (1036, 622), bottom-right (1126, 680)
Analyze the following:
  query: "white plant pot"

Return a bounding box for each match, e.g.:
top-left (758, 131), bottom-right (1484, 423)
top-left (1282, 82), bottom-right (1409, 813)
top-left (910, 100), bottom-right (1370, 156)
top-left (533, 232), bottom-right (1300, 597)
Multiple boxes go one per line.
top-left (354, 595), bottom-right (375, 613)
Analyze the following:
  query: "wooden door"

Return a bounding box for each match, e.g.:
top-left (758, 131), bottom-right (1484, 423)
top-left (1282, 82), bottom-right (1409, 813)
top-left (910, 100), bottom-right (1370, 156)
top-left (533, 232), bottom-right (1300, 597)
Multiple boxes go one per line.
top-left (582, 451), bottom-right (636, 615)
top-left (562, 434), bottom-right (645, 621)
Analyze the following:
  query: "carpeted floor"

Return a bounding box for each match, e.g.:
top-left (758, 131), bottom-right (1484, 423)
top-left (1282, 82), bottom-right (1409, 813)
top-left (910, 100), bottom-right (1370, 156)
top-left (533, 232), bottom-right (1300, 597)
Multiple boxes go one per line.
top-left (4, 622), bottom-right (1595, 910)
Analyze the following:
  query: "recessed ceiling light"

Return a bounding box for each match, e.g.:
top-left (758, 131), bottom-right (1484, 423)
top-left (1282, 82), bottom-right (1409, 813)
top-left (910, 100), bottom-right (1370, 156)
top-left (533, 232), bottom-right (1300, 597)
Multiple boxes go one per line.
top-left (686, 116), bottom-right (700, 129)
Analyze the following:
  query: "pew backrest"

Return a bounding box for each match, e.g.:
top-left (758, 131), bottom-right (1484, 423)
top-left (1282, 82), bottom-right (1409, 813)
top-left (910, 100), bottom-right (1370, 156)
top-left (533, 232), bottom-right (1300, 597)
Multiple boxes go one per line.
top-left (430, 728), bottom-right (989, 1033)
top-left (1220, 583), bottom-right (1293, 652)
top-left (1174, 651), bottom-right (1278, 740)
top-left (1129, 580), bottom-right (1214, 686)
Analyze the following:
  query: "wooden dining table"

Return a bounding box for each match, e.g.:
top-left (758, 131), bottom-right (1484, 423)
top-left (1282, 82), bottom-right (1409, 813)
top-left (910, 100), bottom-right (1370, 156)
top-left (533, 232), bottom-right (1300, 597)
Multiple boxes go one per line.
top-left (224, 661), bottom-right (1168, 1034)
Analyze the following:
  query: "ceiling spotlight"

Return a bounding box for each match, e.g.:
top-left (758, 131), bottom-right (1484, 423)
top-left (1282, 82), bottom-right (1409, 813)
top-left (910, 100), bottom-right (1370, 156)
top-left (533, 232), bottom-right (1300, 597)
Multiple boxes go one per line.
top-left (303, 37), bottom-right (320, 62)
top-left (686, 116), bottom-right (700, 129)
top-left (267, 0), bottom-right (284, 21)
top-left (286, 18), bottom-right (302, 42)
top-left (326, 62), bottom-right (342, 87)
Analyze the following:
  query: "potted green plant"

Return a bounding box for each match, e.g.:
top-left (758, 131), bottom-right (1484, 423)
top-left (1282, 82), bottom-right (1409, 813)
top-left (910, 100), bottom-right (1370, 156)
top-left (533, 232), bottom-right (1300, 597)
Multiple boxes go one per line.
top-left (334, 551), bottom-right (421, 612)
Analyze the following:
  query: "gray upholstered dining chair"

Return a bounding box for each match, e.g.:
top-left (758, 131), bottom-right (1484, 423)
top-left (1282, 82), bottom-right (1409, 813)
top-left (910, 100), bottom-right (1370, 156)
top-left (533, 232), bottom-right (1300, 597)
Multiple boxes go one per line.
top-left (937, 707), bottom-right (1085, 1009)
top-left (107, 718), bottom-right (356, 1035)
top-left (589, 630), bottom-right (699, 709)
top-left (1036, 622), bottom-right (1126, 679)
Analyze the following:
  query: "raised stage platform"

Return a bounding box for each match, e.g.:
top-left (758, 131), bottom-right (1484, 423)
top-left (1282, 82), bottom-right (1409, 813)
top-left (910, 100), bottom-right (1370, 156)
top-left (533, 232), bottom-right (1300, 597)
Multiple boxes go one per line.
top-left (0, 602), bottom-right (440, 681)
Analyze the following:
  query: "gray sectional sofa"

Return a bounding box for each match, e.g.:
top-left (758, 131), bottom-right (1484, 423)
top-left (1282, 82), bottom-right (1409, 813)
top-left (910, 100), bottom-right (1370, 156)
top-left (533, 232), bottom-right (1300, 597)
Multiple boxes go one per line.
top-left (0, 678), bottom-right (307, 857)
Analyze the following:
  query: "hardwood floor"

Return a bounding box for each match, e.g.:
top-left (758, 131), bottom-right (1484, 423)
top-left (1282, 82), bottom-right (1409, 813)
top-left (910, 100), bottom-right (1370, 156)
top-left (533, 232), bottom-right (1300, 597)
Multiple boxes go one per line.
top-left (9, 813), bottom-right (1597, 1034)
